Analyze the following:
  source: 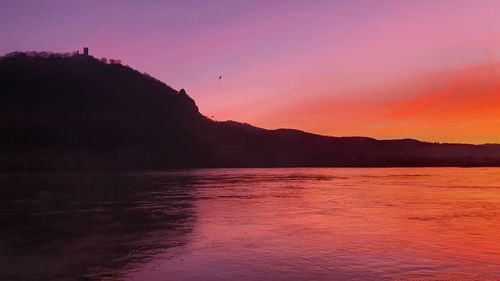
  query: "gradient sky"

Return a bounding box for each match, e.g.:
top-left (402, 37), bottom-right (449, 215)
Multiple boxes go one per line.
top-left (2, 0), bottom-right (500, 144)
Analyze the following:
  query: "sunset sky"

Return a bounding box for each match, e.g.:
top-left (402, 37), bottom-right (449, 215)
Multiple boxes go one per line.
top-left (1, 0), bottom-right (500, 144)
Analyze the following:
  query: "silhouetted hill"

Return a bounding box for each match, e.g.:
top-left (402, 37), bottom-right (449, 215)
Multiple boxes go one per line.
top-left (2, 51), bottom-right (500, 171)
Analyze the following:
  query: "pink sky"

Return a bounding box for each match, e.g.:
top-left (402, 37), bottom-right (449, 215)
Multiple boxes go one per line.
top-left (1, 0), bottom-right (500, 143)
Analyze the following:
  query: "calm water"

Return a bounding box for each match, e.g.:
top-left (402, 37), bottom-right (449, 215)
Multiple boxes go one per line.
top-left (1, 168), bottom-right (500, 280)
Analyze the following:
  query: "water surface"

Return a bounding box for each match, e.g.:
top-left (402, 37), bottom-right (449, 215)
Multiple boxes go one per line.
top-left (1, 168), bottom-right (500, 280)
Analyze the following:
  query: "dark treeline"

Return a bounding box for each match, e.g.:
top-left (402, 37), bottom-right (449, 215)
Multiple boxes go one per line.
top-left (2, 51), bottom-right (122, 65)
top-left (2, 52), bottom-right (500, 171)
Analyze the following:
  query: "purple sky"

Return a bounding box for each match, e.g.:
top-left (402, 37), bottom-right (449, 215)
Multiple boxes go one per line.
top-left (2, 0), bottom-right (500, 143)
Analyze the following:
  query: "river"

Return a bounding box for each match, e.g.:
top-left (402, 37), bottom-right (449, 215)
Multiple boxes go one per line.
top-left (1, 168), bottom-right (499, 280)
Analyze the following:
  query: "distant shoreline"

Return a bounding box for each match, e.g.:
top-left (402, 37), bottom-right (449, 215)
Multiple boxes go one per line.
top-left (2, 52), bottom-right (500, 172)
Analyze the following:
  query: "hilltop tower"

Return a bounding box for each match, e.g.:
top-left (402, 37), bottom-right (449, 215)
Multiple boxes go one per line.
top-left (83, 47), bottom-right (89, 56)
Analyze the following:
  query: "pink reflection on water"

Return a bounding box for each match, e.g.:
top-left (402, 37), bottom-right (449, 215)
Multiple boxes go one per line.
top-left (129, 168), bottom-right (500, 280)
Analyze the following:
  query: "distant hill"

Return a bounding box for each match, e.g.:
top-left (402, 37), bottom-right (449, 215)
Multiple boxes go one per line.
top-left (2, 51), bottom-right (500, 171)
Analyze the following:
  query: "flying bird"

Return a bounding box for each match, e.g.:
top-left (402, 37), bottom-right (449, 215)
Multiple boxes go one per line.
top-left (219, 75), bottom-right (222, 79)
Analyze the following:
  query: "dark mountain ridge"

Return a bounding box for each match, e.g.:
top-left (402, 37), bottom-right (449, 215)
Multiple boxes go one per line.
top-left (2, 51), bottom-right (500, 171)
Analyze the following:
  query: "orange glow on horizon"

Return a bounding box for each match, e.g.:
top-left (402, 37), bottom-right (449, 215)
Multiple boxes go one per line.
top-left (246, 64), bottom-right (500, 144)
